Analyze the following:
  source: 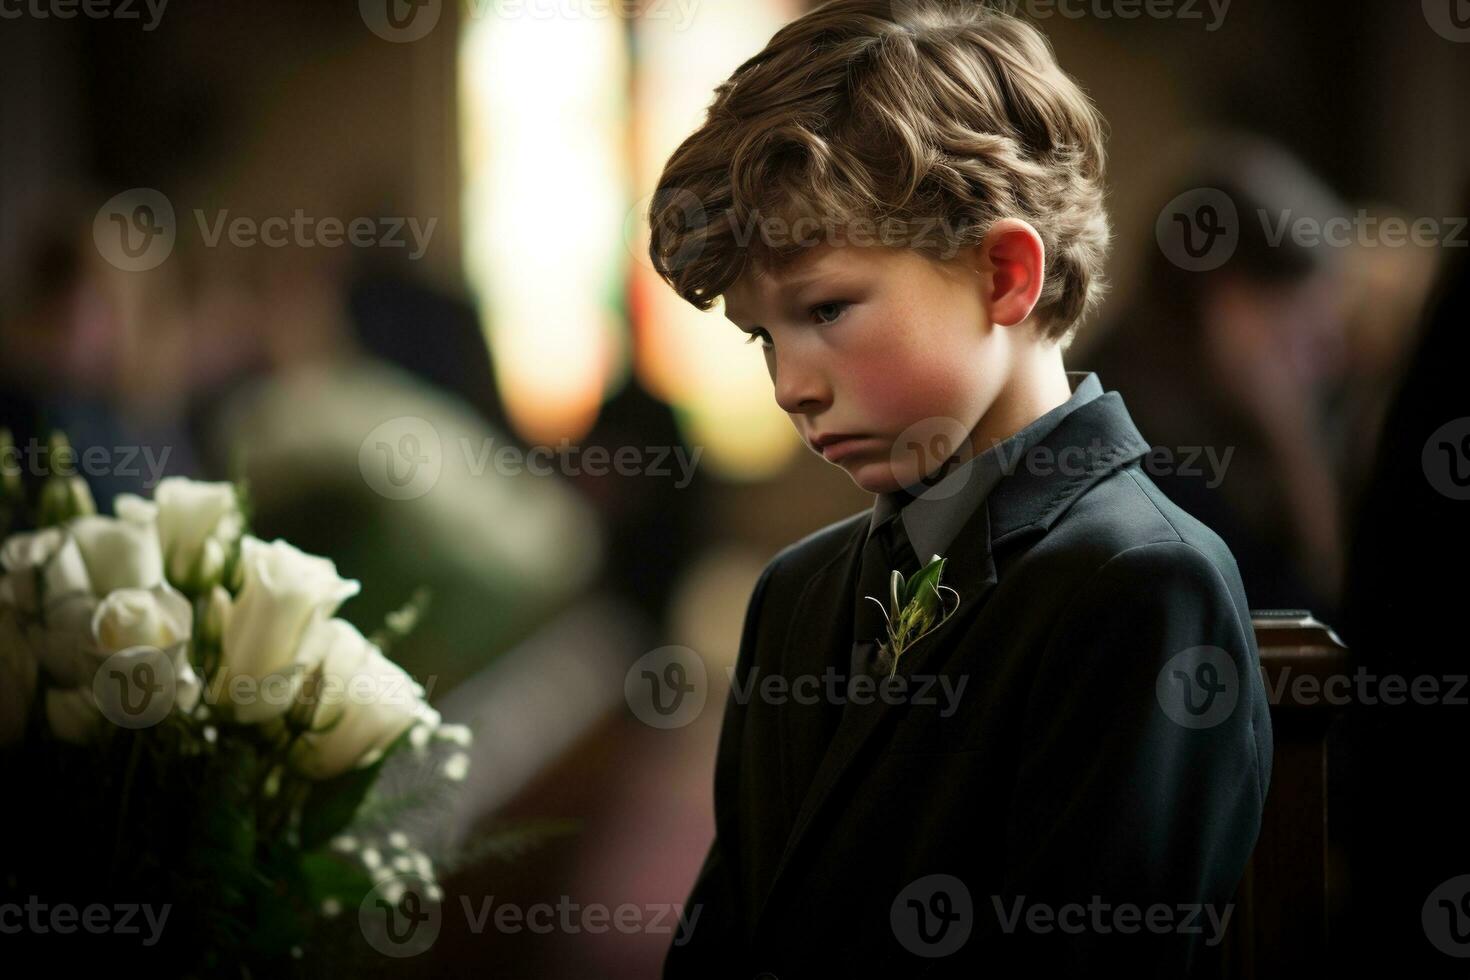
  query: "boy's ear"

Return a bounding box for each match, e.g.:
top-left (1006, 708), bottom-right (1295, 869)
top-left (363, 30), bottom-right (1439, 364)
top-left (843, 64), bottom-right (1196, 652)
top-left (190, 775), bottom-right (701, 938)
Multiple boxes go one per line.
top-left (971, 217), bottom-right (1046, 328)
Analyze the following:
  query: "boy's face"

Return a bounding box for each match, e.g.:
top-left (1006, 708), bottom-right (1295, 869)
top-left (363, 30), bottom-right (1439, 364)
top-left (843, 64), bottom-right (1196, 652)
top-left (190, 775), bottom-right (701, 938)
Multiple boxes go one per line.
top-left (722, 241), bottom-right (1013, 494)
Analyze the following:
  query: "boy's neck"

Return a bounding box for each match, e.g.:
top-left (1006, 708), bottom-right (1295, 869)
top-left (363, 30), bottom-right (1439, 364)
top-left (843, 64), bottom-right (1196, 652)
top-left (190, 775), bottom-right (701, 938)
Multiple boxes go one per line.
top-left (963, 339), bottom-right (1073, 461)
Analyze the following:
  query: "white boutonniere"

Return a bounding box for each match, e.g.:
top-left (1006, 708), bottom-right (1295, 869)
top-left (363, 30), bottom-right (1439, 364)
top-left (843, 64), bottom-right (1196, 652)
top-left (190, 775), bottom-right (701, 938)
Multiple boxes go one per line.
top-left (863, 554), bottom-right (961, 678)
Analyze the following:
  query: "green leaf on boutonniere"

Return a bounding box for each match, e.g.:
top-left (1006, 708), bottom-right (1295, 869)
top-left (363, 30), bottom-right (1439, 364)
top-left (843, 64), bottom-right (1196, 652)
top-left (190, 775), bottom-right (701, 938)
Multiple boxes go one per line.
top-left (902, 554), bottom-right (947, 620)
top-left (870, 554), bottom-right (960, 679)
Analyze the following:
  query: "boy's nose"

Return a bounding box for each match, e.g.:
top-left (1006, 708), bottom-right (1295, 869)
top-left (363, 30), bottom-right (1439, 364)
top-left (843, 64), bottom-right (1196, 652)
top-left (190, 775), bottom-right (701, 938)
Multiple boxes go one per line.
top-left (772, 357), bottom-right (829, 416)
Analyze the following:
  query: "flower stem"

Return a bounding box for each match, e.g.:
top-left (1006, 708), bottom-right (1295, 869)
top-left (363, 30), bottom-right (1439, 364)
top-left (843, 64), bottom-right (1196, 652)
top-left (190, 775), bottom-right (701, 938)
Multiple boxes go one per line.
top-left (109, 732), bottom-right (145, 886)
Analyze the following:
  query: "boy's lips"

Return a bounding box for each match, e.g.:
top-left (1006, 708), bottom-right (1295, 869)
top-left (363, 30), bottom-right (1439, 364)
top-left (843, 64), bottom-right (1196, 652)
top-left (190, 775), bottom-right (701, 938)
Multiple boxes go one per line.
top-left (810, 433), bottom-right (877, 461)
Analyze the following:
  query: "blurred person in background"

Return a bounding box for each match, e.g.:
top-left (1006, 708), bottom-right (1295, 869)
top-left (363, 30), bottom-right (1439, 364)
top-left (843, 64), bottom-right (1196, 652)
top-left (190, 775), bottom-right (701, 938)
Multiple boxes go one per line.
top-left (1, 199), bottom-right (211, 511)
top-left (1325, 222), bottom-right (1439, 521)
top-left (1079, 131), bottom-right (1351, 626)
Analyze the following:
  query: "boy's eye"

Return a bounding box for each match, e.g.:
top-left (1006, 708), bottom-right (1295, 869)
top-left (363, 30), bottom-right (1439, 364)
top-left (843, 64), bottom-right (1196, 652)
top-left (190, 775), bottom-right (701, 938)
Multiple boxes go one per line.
top-left (741, 302), bottom-right (846, 350)
top-left (810, 301), bottom-right (848, 324)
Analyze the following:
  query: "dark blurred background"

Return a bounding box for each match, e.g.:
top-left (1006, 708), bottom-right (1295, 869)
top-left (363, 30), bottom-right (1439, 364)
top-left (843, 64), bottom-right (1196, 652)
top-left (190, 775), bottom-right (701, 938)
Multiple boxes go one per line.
top-left (3, 1), bottom-right (1468, 975)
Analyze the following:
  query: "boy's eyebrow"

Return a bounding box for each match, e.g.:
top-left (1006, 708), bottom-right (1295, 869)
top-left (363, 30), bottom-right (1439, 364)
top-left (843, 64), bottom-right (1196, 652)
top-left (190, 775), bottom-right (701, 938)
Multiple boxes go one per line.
top-left (723, 270), bottom-right (831, 323)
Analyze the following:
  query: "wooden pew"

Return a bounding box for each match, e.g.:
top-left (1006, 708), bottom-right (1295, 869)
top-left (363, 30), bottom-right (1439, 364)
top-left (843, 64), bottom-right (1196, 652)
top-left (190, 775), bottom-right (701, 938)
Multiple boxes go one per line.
top-left (1217, 610), bottom-right (1350, 977)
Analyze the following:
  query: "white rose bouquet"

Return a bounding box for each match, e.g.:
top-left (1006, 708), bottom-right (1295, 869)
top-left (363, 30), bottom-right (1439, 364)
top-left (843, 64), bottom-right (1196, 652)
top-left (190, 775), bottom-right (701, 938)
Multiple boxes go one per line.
top-left (0, 432), bottom-right (537, 975)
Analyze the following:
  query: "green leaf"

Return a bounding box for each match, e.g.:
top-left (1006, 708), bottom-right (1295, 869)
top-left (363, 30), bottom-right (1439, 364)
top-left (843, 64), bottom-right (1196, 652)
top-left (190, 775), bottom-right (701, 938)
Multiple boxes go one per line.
top-left (903, 556), bottom-right (947, 619)
top-left (298, 756), bottom-right (389, 850)
top-left (297, 726), bottom-right (414, 849)
top-left (300, 850), bottom-right (374, 909)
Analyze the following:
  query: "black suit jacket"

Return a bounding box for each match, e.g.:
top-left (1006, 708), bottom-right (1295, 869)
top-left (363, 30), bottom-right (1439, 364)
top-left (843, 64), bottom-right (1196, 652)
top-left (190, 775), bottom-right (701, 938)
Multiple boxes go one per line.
top-left (665, 389), bottom-right (1274, 979)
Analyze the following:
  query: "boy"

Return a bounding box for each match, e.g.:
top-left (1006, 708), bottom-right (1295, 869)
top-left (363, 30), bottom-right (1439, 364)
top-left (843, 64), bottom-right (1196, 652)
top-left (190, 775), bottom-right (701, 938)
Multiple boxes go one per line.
top-left (647, 1), bottom-right (1273, 975)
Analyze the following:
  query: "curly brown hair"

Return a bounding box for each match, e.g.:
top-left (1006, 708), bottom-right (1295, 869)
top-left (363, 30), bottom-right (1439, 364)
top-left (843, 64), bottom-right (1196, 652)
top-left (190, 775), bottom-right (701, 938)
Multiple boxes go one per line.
top-left (647, 0), bottom-right (1112, 345)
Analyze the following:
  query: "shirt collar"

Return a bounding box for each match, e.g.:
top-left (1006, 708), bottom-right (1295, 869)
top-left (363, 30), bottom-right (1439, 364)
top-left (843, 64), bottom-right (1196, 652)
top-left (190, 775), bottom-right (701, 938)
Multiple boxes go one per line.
top-left (868, 371), bottom-right (1104, 564)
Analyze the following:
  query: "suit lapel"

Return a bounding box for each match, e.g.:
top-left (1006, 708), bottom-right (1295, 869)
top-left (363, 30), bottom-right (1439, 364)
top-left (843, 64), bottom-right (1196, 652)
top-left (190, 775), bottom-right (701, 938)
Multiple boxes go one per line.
top-left (752, 390), bottom-right (1153, 936)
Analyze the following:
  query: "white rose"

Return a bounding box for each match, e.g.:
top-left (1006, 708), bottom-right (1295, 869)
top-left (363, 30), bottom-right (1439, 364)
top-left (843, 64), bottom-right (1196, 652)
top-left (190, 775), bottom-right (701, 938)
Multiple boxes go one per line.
top-left (69, 505), bottom-right (164, 596)
top-left (0, 607), bottom-right (38, 745)
top-left (0, 527), bottom-right (93, 613)
top-left (34, 591), bottom-right (100, 688)
top-left (154, 478), bottom-right (243, 590)
top-left (287, 617), bottom-right (438, 780)
top-left (93, 584), bottom-right (191, 651)
top-left (92, 584), bottom-right (201, 715)
top-left (0, 529), bottom-right (98, 687)
top-left (219, 537), bottom-right (360, 723)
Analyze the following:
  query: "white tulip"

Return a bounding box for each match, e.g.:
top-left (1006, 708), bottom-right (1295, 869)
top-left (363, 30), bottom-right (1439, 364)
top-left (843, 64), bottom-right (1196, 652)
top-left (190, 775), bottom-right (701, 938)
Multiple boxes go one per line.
top-left (287, 617), bottom-right (437, 780)
top-left (220, 537), bottom-right (360, 723)
top-left (153, 478), bottom-right (243, 590)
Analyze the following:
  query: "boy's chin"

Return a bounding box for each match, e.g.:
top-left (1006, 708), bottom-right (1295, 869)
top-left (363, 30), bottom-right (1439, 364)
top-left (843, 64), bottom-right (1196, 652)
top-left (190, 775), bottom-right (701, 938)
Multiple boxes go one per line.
top-left (840, 460), bottom-right (907, 495)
